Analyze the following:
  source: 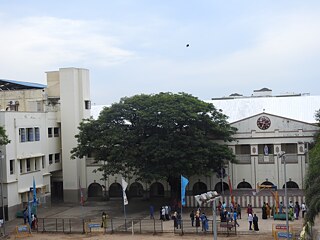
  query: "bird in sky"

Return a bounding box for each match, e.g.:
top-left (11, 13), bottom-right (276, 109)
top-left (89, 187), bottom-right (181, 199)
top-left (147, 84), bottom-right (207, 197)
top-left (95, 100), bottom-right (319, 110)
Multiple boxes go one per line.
top-left (186, 44), bottom-right (190, 47)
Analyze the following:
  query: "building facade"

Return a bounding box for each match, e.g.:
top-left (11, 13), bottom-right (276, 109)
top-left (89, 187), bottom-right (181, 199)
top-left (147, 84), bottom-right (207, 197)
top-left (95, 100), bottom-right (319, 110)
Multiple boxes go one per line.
top-left (0, 68), bottom-right (90, 220)
top-left (1, 68), bottom-right (319, 221)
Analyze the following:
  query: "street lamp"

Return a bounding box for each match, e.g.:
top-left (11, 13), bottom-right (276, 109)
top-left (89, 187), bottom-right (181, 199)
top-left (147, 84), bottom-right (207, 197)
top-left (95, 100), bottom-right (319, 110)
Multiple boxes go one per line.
top-left (278, 151), bottom-right (290, 239)
top-left (195, 191), bottom-right (221, 240)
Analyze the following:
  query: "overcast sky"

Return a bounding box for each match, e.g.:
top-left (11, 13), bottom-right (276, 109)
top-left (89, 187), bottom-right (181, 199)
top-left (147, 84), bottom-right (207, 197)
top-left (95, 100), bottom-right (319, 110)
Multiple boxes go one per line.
top-left (1, 1), bottom-right (320, 105)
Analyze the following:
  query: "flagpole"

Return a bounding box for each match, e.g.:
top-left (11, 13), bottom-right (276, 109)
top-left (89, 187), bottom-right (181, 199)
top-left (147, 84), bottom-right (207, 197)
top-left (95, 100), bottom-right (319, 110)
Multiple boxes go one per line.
top-left (121, 178), bottom-right (128, 231)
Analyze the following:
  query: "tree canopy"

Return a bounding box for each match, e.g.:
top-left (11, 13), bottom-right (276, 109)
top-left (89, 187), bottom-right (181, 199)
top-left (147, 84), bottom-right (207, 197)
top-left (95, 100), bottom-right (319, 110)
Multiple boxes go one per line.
top-left (72, 92), bottom-right (236, 192)
top-left (305, 109), bottom-right (320, 224)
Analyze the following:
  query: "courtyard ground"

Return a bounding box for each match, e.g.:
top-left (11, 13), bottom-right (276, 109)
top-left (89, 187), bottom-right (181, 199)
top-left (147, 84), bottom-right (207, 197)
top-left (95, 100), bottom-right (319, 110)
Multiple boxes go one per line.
top-left (1, 198), bottom-right (308, 239)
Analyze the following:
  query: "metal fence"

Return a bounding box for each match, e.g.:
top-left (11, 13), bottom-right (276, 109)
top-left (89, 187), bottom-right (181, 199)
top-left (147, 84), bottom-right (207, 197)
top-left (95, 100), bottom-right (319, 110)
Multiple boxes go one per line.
top-left (35, 217), bottom-right (237, 236)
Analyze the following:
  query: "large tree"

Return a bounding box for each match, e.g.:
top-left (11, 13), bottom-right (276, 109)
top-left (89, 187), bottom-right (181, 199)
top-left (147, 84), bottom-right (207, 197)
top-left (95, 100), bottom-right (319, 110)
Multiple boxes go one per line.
top-left (305, 109), bottom-right (320, 224)
top-left (72, 92), bottom-right (236, 196)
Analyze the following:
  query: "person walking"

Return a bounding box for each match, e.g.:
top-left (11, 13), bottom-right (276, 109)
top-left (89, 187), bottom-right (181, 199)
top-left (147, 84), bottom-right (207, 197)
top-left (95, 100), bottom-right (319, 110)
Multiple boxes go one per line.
top-left (236, 203), bottom-right (241, 219)
top-left (101, 212), bottom-right (108, 234)
top-left (233, 211), bottom-right (240, 227)
top-left (301, 203), bottom-right (307, 218)
top-left (253, 214), bottom-right (259, 231)
top-left (149, 205), bottom-right (154, 219)
top-left (190, 210), bottom-right (195, 227)
top-left (248, 213), bottom-right (253, 230)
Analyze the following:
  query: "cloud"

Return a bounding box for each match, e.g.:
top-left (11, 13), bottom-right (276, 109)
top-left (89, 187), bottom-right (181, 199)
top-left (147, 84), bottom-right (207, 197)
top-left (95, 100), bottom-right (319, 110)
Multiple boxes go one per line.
top-left (0, 16), bottom-right (136, 81)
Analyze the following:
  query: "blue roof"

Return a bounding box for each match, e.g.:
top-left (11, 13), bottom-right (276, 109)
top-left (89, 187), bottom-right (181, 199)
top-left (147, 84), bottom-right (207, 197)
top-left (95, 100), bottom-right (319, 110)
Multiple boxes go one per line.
top-left (0, 79), bottom-right (46, 90)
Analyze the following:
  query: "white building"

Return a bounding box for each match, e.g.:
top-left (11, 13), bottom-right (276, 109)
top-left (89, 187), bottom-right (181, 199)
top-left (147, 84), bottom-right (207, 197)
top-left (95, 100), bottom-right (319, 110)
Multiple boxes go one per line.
top-left (90, 88), bottom-right (320, 207)
top-left (0, 68), bottom-right (90, 220)
top-left (0, 67), bottom-right (319, 221)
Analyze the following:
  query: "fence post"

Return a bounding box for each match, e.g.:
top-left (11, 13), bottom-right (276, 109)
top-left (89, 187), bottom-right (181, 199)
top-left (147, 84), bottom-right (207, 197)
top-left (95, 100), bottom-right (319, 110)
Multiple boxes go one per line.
top-left (139, 219), bottom-right (141, 234)
top-left (62, 219), bottom-right (64, 233)
top-left (153, 218), bottom-right (156, 235)
top-left (82, 219), bottom-right (85, 234)
top-left (56, 218), bottom-right (58, 232)
top-left (111, 218), bottom-right (114, 233)
top-left (43, 218), bottom-right (45, 232)
top-left (161, 219), bottom-right (163, 233)
top-left (181, 219), bottom-right (184, 235)
top-left (69, 219), bottom-right (71, 233)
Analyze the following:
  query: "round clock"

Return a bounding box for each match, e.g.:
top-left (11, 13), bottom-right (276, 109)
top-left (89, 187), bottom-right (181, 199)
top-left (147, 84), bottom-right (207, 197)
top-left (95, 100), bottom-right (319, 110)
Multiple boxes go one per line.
top-left (257, 116), bottom-right (271, 130)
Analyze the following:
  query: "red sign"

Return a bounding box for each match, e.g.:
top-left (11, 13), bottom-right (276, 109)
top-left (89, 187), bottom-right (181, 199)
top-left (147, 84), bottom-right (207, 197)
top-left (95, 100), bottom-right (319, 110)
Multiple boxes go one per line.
top-left (276, 224), bottom-right (287, 230)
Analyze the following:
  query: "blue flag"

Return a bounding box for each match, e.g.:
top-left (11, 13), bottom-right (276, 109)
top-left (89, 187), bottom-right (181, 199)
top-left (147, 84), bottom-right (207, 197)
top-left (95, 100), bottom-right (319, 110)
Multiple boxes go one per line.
top-left (181, 175), bottom-right (189, 206)
top-left (33, 177), bottom-right (37, 206)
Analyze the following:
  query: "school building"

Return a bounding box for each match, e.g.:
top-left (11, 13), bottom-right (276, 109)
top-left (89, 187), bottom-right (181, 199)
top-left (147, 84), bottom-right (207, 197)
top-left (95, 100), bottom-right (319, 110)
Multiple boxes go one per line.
top-left (0, 68), bottom-right (319, 220)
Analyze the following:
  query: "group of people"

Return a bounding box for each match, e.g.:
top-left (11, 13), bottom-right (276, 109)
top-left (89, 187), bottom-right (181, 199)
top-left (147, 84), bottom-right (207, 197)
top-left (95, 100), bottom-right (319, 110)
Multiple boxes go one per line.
top-left (278, 200), bottom-right (307, 220)
top-left (22, 207), bottom-right (38, 230)
top-left (189, 208), bottom-right (209, 232)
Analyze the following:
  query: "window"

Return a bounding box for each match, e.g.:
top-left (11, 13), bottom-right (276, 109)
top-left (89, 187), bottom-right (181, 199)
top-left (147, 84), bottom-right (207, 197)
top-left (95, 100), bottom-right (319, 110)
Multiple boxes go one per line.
top-left (26, 159), bottom-right (30, 172)
top-left (27, 128), bottom-right (34, 141)
top-left (42, 156), bottom-right (45, 169)
top-left (20, 160), bottom-right (23, 173)
top-left (55, 153), bottom-right (60, 163)
top-left (10, 160), bottom-right (15, 174)
top-left (48, 128), bottom-right (53, 138)
top-left (49, 154), bottom-right (53, 164)
top-left (35, 159), bottom-right (37, 170)
top-left (20, 128), bottom-right (26, 142)
top-left (85, 100), bottom-right (91, 110)
top-left (54, 127), bottom-right (59, 137)
top-left (35, 127), bottom-right (40, 141)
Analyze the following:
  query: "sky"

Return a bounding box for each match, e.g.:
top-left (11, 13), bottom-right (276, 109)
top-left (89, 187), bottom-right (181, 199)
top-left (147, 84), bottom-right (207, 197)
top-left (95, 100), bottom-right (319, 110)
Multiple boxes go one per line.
top-left (1, 1), bottom-right (320, 105)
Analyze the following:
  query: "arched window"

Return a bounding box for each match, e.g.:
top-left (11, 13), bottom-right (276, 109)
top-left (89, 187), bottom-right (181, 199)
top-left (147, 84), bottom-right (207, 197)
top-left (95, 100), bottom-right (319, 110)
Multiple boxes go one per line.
top-left (214, 182), bottom-right (229, 193)
top-left (129, 182), bottom-right (144, 197)
top-left (283, 181), bottom-right (299, 189)
top-left (237, 181), bottom-right (252, 189)
top-left (150, 182), bottom-right (164, 197)
top-left (192, 182), bottom-right (207, 195)
top-left (109, 182), bottom-right (123, 197)
top-left (88, 182), bottom-right (103, 198)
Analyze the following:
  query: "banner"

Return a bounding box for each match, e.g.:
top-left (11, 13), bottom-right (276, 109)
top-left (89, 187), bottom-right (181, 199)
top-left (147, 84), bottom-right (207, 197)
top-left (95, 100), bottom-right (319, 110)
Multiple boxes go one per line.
top-left (121, 178), bottom-right (129, 205)
top-left (181, 175), bottom-right (189, 206)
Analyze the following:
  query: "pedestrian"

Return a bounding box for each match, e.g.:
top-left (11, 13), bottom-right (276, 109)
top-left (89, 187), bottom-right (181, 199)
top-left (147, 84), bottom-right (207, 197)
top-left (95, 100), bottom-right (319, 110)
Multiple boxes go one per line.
top-left (279, 202), bottom-right (283, 213)
top-left (195, 209), bottom-right (201, 228)
top-left (23, 207), bottom-right (28, 224)
top-left (200, 213), bottom-right (208, 232)
top-left (190, 210), bottom-right (195, 227)
top-left (237, 203), bottom-right (241, 219)
top-left (172, 211), bottom-right (177, 228)
top-left (248, 213), bottom-right (253, 230)
top-left (253, 214), bottom-right (259, 231)
top-left (161, 207), bottom-right (165, 221)
top-left (294, 202), bottom-right (300, 220)
top-left (176, 212), bottom-right (182, 229)
top-left (165, 205), bottom-right (169, 220)
top-left (247, 204), bottom-right (253, 216)
top-left (149, 205), bottom-right (154, 219)
top-left (301, 203), bottom-right (307, 218)
top-left (233, 211), bottom-right (240, 227)
top-left (262, 202), bottom-right (267, 219)
top-left (266, 203), bottom-right (271, 218)
top-left (101, 212), bottom-right (108, 234)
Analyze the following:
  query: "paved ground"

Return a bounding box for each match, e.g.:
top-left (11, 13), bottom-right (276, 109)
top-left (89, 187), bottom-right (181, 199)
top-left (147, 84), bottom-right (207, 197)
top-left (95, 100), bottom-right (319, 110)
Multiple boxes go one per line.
top-left (1, 198), bottom-right (305, 239)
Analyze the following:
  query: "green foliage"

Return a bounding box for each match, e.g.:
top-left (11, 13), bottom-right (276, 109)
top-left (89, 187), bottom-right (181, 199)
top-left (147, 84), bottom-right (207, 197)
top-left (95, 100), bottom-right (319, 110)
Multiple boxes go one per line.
top-left (0, 125), bottom-right (10, 146)
top-left (72, 92), bottom-right (236, 185)
top-left (305, 109), bottom-right (320, 224)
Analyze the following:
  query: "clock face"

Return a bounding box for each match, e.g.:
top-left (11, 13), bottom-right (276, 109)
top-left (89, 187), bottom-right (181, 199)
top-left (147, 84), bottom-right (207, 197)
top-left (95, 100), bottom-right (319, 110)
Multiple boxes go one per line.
top-left (257, 116), bottom-right (271, 130)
